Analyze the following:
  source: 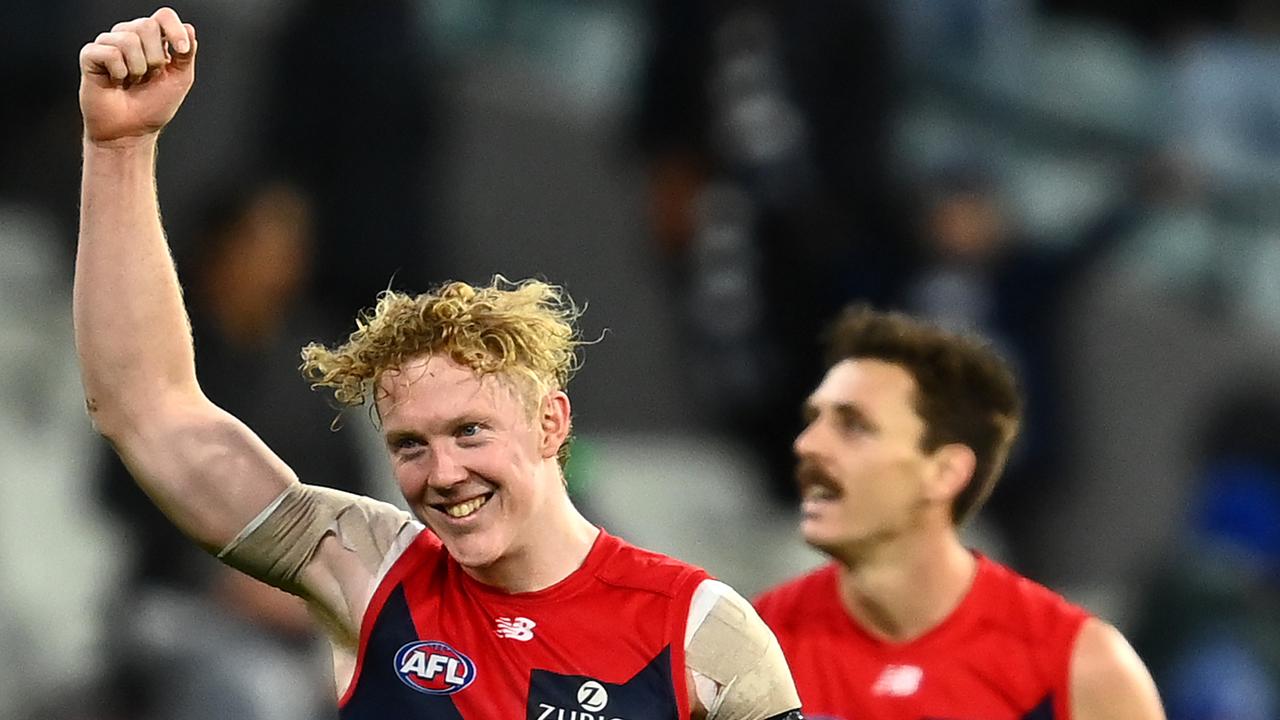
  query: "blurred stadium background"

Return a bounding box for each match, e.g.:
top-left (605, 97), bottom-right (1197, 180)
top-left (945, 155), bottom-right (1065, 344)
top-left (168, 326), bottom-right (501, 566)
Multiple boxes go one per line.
top-left (2, 1), bottom-right (1279, 718)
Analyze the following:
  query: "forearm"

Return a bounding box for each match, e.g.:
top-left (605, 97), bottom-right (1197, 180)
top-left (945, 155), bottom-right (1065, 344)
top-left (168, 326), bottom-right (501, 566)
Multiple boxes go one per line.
top-left (73, 9), bottom-right (304, 553)
top-left (74, 136), bottom-right (198, 434)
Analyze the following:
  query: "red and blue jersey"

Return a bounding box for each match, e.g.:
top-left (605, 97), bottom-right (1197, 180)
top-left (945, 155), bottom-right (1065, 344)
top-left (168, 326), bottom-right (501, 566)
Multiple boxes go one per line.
top-left (340, 528), bottom-right (709, 719)
top-left (754, 554), bottom-right (1089, 720)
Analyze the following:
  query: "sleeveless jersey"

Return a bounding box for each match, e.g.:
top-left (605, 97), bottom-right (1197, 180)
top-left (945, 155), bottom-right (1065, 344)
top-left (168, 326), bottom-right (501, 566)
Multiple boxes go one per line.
top-left (754, 554), bottom-right (1089, 720)
top-left (339, 527), bottom-right (709, 719)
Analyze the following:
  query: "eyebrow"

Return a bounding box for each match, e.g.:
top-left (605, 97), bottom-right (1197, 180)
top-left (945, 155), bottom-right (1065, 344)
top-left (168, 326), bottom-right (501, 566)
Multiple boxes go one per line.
top-left (804, 400), bottom-right (878, 431)
top-left (802, 400), bottom-right (820, 423)
top-left (384, 429), bottom-right (426, 446)
top-left (835, 402), bottom-right (877, 429)
top-left (383, 412), bottom-right (492, 440)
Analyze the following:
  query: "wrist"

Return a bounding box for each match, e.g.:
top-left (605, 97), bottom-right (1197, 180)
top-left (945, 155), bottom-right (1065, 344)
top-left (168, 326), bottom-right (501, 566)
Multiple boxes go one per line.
top-left (83, 132), bottom-right (160, 154)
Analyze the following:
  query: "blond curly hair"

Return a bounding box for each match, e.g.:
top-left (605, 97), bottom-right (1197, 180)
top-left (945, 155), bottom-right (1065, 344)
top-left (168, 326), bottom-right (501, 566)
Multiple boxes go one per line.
top-left (300, 276), bottom-right (584, 435)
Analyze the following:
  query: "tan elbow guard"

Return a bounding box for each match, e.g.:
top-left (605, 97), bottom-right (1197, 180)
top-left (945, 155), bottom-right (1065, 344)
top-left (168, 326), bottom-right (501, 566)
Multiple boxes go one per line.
top-left (687, 581), bottom-right (802, 720)
top-left (217, 484), bottom-right (412, 596)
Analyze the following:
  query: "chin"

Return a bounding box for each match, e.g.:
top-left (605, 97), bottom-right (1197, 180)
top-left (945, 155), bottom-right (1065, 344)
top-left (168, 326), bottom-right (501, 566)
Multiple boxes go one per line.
top-left (445, 537), bottom-right (506, 569)
top-left (801, 519), bottom-right (870, 559)
top-left (800, 520), bottom-right (841, 553)
top-left (435, 526), bottom-right (509, 569)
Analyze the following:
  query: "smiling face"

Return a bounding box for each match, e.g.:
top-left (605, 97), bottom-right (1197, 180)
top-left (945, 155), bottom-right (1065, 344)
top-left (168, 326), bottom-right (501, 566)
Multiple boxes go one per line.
top-left (376, 354), bottom-right (569, 570)
top-left (794, 359), bottom-right (966, 560)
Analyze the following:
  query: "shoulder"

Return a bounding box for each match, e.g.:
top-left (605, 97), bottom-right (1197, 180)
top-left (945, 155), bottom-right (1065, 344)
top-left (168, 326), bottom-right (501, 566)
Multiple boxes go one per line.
top-left (753, 563), bottom-right (839, 624)
top-left (977, 556), bottom-right (1090, 636)
top-left (964, 556), bottom-right (1095, 702)
top-left (688, 579), bottom-right (755, 642)
top-left (593, 532), bottom-right (710, 598)
top-left (1069, 618), bottom-right (1166, 720)
top-left (686, 579), bottom-right (802, 719)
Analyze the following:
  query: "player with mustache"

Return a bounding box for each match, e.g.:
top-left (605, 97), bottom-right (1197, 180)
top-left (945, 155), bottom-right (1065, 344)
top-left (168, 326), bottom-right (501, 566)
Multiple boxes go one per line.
top-left (753, 306), bottom-right (1166, 720)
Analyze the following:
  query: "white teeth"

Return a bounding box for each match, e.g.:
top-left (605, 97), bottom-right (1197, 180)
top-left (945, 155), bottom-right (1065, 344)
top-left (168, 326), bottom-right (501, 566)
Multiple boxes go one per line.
top-left (444, 495), bottom-right (488, 518)
top-left (803, 485), bottom-right (838, 501)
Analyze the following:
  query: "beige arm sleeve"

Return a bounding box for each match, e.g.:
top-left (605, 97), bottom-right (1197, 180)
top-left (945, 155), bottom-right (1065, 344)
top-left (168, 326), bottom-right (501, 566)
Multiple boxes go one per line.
top-left (217, 484), bottom-right (417, 613)
top-left (685, 580), bottom-right (802, 720)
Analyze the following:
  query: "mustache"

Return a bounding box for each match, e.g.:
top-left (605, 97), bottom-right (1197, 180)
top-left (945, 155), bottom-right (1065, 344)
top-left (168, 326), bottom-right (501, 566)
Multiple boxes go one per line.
top-left (795, 458), bottom-right (839, 491)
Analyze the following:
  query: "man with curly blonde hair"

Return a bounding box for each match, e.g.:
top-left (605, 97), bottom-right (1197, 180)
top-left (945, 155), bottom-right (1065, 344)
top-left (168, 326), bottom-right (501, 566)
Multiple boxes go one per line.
top-left (74, 9), bottom-right (802, 719)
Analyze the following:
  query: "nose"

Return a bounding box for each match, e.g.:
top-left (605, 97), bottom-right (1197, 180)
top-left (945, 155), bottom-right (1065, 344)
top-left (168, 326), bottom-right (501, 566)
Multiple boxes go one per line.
top-left (427, 445), bottom-right (469, 489)
top-left (793, 420), bottom-right (820, 459)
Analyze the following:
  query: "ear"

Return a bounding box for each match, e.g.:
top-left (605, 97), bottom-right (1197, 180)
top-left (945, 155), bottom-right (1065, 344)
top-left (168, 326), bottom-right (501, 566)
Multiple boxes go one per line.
top-left (538, 390), bottom-right (572, 460)
top-left (926, 443), bottom-right (977, 505)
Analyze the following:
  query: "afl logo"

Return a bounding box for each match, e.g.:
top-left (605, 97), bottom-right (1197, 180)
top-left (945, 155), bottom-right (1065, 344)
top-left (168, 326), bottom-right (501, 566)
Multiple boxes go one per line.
top-left (393, 641), bottom-right (477, 695)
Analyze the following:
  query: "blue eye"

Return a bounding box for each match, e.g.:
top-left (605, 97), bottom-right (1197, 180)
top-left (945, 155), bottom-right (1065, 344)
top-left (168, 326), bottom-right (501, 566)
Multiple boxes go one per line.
top-left (458, 423), bottom-right (481, 438)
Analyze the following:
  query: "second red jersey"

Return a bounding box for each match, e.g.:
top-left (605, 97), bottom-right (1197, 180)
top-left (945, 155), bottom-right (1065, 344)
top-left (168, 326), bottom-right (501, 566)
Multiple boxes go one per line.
top-left (754, 554), bottom-right (1089, 720)
top-left (340, 527), bottom-right (709, 719)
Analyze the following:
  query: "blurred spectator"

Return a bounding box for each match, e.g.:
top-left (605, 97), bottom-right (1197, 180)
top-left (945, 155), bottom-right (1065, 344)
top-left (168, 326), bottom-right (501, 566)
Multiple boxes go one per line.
top-left (0, 204), bottom-right (95, 719)
top-left (635, 0), bottom-right (903, 500)
top-left (1039, 0), bottom-right (1239, 41)
top-left (886, 0), bottom-right (1035, 91)
top-left (264, 0), bottom-right (445, 336)
top-left (0, 0), bottom-right (84, 254)
top-left (96, 177), bottom-right (369, 720)
top-left (1130, 387), bottom-right (1280, 720)
top-left (1172, 1), bottom-right (1280, 199)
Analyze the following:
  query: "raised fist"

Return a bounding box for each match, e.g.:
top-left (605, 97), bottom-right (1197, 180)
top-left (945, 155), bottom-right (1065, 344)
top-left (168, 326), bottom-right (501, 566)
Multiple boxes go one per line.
top-left (79, 7), bottom-right (197, 146)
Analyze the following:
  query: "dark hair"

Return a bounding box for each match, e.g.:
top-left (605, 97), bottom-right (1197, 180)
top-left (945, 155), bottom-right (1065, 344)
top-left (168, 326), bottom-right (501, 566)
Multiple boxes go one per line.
top-left (824, 305), bottom-right (1022, 524)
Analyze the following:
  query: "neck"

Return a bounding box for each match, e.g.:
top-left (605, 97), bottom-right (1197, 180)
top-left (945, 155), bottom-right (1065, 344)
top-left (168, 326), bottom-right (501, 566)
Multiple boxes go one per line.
top-left (835, 527), bottom-right (976, 643)
top-left (466, 488), bottom-right (600, 594)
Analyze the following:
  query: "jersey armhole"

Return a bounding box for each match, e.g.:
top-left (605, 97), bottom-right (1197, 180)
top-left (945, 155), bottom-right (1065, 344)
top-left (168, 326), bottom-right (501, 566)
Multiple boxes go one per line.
top-left (336, 523), bottom-right (431, 708)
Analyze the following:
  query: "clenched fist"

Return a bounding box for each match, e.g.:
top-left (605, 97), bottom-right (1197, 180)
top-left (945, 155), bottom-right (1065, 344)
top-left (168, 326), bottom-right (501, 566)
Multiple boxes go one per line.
top-left (79, 7), bottom-right (197, 146)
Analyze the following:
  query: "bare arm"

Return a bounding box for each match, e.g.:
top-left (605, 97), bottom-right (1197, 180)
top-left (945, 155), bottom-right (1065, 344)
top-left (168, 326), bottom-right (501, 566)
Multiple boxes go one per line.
top-left (1070, 618), bottom-right (1166, 720)
top-left (75, 8), bottom-right (293, 551)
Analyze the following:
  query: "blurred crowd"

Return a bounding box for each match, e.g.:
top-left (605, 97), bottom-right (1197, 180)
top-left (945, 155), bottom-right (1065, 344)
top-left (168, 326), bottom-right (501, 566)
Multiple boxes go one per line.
top-left (2, 1), bottom-right (1278, 719)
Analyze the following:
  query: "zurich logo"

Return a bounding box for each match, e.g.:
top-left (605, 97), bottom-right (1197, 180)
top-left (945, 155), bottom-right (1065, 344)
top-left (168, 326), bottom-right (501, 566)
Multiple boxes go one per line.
top-left (394, 640), bottom-right (477, 695)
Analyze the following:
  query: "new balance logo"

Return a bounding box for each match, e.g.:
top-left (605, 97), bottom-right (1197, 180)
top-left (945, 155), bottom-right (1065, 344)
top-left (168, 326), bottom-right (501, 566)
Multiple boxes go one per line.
top-left (871, 664), bottom-right (923, 697)
top-left (496, 616), bottom-right (537, 641)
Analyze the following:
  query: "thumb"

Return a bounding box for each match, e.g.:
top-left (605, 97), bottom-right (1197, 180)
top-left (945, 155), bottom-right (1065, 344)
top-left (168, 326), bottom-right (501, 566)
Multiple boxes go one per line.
top-left (169, 23), bottom-right (198, 69)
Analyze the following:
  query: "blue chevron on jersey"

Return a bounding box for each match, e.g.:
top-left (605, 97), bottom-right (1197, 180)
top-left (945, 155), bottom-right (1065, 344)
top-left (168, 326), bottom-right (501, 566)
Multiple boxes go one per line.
top-left (342, 585), bottom-right (465, 719)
